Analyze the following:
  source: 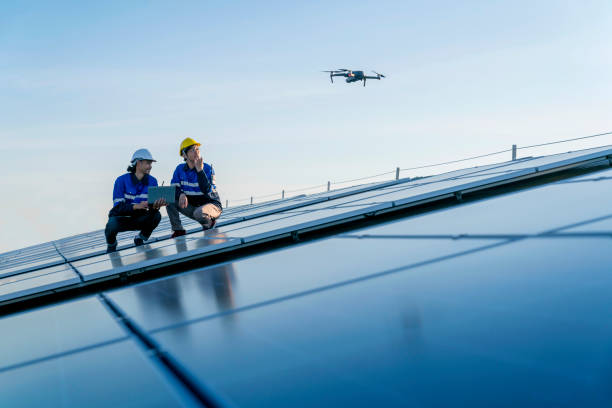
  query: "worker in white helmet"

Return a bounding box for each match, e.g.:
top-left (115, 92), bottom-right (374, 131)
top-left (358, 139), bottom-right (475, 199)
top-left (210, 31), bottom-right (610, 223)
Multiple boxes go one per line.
top-left (104, 148), bottom-right (167, 253)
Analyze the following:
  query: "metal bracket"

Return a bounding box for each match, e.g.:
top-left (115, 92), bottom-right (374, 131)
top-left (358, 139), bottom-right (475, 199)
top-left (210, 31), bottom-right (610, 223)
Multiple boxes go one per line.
top-left (454, 191), bottom-right (463, 202)
top-left (291, 231), bottom-right (300, 242)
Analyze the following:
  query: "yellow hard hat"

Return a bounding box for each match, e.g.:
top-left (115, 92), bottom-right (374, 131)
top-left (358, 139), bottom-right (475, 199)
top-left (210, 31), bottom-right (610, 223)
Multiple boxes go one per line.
top-left (179, 137), bottom-right (201, 156)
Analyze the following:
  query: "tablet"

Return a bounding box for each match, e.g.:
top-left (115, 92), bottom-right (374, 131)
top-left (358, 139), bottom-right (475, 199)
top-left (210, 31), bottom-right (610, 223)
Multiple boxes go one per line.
top-left (148, 186), bottom-right (176, 204)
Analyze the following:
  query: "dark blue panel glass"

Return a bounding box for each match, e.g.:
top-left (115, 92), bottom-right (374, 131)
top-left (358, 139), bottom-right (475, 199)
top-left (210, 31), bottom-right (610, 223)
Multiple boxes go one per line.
top-left (0, 340), bottom-right (183, 407)
top-left (349, 166), bottom-right (612, 237)
top-left (0, 296), bottom-right (125, 370)
top-left (153, 238), bottom-right (612, 407)
top-left (564, 218), bottom-right (612, 233)
top-left (108, 237), bottom-right (501, 331)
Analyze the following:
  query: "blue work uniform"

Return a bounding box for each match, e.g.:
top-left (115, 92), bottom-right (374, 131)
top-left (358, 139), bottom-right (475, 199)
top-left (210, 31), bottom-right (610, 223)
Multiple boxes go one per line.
top-left (108, 173), bottom-right (158, 217)
top-left (105, 172), bottom-right (161, 244)
top-left (171, 163), bottom-right (222, 209)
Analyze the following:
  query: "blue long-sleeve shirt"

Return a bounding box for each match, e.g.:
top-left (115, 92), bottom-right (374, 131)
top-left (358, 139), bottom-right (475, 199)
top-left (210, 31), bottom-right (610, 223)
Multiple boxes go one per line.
top-left (108, 173), bottom-right (158, 217)
top-left (171, 163), bottom-right (222, 208)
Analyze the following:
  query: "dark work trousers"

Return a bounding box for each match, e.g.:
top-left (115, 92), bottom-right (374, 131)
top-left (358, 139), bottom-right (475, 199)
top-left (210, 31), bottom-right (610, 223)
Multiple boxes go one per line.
top-left (105, 211), bottom-right (161, 245)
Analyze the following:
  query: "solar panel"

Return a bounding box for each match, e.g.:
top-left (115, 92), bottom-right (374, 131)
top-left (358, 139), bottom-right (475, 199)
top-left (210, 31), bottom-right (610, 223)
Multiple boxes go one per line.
top-left (0, 340), bottom-right (186, 407)
top-left (199, 168), bottom-right (537, 243)
top-left (0, 264), bottom-right (80, 303)
top-left (0, 256), bottom-right (66, 279)
top-left (213, 203), bottom-right (394, 243)
top-left (147, 237), bottom-right (612, 407)
top-left (1, 146), bottom-right (611, 406)
top-left (0, 296), bottom-right (126, 370)
top-left (105, 237), bottom-right (503, 332)
top-left (0, 242), bottom-right (65, 278)
top-left (72, 235), bottom-right (240, 282)
top-left (344, 165), bottom-right (612, 238)
top-left (563, 219), bottom-right (612, 234)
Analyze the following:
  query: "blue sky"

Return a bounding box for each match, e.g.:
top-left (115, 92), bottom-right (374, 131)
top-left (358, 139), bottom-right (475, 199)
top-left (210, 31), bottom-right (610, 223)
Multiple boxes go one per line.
top-left (1, 1), bottom-right (612, 252)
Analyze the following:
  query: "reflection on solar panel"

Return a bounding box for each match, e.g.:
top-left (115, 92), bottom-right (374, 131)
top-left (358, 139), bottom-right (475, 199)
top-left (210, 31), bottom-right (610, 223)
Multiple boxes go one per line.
top-left (1, 146), bottom-right (612, 407)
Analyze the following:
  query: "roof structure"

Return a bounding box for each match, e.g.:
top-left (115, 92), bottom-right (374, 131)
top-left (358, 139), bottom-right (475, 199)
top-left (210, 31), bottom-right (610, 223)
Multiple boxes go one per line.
top-left (1, 145), bottom-right (612, 407)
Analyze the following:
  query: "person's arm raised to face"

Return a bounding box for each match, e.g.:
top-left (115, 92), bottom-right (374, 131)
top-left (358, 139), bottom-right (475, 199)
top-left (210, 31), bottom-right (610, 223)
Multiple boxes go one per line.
top-left (195, 156), bottom-right (204, 172)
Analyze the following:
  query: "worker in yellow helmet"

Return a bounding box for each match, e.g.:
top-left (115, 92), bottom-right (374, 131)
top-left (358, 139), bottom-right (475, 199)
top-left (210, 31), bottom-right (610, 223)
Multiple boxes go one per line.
top-left (167, 138), bottom-right (222, 237)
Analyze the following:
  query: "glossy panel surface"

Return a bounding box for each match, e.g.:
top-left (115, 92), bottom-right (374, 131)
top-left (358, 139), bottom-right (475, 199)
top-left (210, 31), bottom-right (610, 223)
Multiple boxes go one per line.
top-left (195, 161), bottom-right (513, 226)
top-left (398, 158), bottom-right (530, 185)
top-left (211, 203), bottom-right (392, 242)
top-left (205, 167), bottom-right (541, 242)
top-left (0, 263), bottom-right (73, 285)
top-left (390, 168), bottom-right (535, 206)
top-left (563, 218), bottom-right (612, 233)
top-left (0, 266), bottom-right (81, 302)
top-left (225, 197), bottom-right (329, 220)
top-left (0, 248), bottom-right (59, 266)
top-left (0, 340), bottom-right (183, 407)
top-left (349, 167), bottom-right (612, 237)
top-left (219, 179), bottom-right (399, 220)
top-left (0, 296), bottom-right (125, 370)
top-left (62, 234), bottom-right (138, 261)
top-left (154, 238), bottom-right (612, 407)
top-left (74, 236), bottom-right (239, 281)
top-left (108, 236), bottom-right (501, 331)
top-left (0, 256), bottom-right (65, 278)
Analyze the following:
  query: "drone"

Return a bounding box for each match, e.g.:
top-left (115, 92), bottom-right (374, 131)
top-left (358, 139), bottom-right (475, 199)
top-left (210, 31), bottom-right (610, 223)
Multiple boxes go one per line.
top-left (322, 69), bottom-right (386, 87)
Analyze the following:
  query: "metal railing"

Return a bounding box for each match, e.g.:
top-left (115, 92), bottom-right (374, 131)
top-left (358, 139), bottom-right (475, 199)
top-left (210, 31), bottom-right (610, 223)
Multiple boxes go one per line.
top-left (225, 130), bottom-right (612, 208)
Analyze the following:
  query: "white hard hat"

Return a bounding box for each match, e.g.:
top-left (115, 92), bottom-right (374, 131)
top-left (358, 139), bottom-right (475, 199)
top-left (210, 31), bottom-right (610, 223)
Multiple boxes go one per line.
top-left (131, 148), bottom-right (156, 164)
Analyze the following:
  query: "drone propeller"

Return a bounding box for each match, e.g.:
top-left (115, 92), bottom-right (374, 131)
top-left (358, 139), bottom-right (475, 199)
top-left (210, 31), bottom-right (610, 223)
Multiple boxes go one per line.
top-left (372, 70), bottom-right (386, 78)
top-left (322, 70), bottom-right (336, 82)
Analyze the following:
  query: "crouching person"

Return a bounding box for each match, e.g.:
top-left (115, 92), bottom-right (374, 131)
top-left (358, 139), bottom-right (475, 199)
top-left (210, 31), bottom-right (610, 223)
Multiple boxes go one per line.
top-left (167, 138), bottom-right (222, 237)
top-left (105, 149), bottom-right (166, 253)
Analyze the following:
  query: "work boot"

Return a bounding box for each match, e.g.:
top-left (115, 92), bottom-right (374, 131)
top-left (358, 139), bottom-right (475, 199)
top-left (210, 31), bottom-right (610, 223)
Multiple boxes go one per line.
top-left (106, 242), bottom-right (118, 253)
top-left (134, 233), bottom-right (147, 246)
top-left (200, 215), bottom-right (214, 230)
top-left (171, 229), bottom-right (186, 238)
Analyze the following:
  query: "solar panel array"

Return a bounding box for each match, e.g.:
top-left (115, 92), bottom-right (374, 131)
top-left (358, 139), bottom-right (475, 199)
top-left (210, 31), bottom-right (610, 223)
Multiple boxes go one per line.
top-left (1, 146), bottom-right (612, 407)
